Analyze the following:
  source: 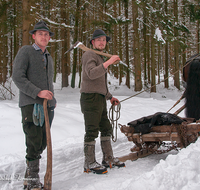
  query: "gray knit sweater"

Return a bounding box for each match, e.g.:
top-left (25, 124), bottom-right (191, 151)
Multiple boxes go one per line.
top-left (12, 45), bottom-right (56, 107)
top-left (80, 50), bottom-right (112, 100)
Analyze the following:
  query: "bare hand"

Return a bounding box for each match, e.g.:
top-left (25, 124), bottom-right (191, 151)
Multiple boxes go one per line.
top-left (37, 90), bottom-right (53, 100)
top-left (109, 55), bottom-right (120, 64)
top-left (103, 55), bottom-right (121, 69)
top-left (110, 97), bottom-right (120, 106)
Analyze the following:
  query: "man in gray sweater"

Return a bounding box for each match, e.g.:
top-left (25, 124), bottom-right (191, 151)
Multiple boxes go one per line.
top-left (12, 20), bottom-right (56, 190)
top-left (80, 29), bottom-right (125, 174)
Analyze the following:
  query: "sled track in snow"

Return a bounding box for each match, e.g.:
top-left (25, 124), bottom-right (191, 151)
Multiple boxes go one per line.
top-left (0, 137), bottom-right (178, 190)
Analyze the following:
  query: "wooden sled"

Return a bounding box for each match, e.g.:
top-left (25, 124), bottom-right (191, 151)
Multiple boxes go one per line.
top-left (118, 119), bottom-right (200, 162)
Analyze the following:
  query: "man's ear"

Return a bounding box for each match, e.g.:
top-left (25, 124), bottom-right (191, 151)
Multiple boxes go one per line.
top-left (32, 34), bottom-right (35, 40)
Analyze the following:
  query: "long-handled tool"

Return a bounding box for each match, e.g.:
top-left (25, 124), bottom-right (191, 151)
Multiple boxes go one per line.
top-left (167, 93), bottom-right (185, 113)
top-left (166, 93), bottom-right (185, 116)
top-left (173, 104), bottom-right (185, 115)
top-left (65, 41), bottom-right (128, 67)
top-left (43, 99), bottom-right (52, 190)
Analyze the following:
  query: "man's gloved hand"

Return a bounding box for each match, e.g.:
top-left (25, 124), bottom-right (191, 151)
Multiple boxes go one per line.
top-left (33, 103), bottom-right (45, 127)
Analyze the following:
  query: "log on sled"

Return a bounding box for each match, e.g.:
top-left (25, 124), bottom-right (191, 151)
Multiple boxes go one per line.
top-left (118, 117), bottom-right (200, 162)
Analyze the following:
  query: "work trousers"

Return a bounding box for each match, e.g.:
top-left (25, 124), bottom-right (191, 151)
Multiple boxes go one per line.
top-left (80, 93), bottom-right (112, 142)
top-left (21, 104), bottom-right (54, 161)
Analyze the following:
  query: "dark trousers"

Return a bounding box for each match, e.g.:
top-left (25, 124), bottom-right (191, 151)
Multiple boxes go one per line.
top-left (21, 104), bottom-right (54, 161)
top-left (80, 93), bottom-right (112, 142)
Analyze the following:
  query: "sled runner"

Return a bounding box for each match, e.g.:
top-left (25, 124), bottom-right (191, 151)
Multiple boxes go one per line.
top-left (118, 113), bottom-right (200, 162)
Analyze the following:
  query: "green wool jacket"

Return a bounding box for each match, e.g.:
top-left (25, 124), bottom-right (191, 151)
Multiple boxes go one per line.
top-left (80, 50), bottom-right (112, 100)
top-left (12, 45), bottom-right (56, 108)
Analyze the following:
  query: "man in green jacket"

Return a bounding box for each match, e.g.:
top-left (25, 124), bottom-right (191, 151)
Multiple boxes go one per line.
top-left (12, 20), bottom-right (56, 190)
top-left (80, 29), bottom-right (125, 174)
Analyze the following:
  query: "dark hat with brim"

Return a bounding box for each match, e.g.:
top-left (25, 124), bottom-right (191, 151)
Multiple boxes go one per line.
top-left (90, 29), bottom-right (110, 45)
top-left (29, 20), bottom-right (54, 37)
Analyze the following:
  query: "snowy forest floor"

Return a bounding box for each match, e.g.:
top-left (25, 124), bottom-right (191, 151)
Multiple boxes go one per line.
top-left (1, 75), bottom-right (200, 190)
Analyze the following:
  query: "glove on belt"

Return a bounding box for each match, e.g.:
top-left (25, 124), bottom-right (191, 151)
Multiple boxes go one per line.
top-left (33, 103), bottom-right (45, 127)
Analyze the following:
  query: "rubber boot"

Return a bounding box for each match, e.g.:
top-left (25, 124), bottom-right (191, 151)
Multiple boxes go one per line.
top-left (101, 136), bottom-right (125, 168)
top-left (25, 159), bottom-right (42, 190)
top-left (84, 141), bottom-right (107, 174)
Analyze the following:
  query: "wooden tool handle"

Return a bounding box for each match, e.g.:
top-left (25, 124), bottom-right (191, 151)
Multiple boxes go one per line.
top-left (173, 104), bottom-right (185, 115)
top-left (78, 44), bottom-right (113, 58)
top-left (43, 99), bottom-right (52, 190)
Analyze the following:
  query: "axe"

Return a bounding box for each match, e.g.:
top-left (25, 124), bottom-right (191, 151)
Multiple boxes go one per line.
top-left (65, 41), bottom-right (127, 67)
top-left (43, 99), bottom-right (52, 190)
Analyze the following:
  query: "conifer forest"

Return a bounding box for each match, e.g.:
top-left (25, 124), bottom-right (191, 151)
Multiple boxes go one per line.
top-left (0, 0), bottom-right (199, 99)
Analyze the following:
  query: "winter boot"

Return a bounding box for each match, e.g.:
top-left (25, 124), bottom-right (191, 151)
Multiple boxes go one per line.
top-left (101, 136), bottom-right (125, 168)
top-left (84, 141), bottom-right (107, 174)
top-left (23, 161), bottom-right (28, 189)
top-left (23, 159), bottom-right (42, 190)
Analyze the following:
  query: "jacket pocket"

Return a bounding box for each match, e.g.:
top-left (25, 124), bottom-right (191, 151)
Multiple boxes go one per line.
top-left (21, 104), bottom-right (34, 124)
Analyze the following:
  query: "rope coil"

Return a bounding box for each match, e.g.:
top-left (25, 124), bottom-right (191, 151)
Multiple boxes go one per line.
top-left (109, 103), bottom-right (121, 142)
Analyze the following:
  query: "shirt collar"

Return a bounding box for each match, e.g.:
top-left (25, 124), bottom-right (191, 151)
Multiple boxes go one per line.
top-left (93, 49), bottom-right (107, 61)
top-left (32, 43), bottom-right (49, 55)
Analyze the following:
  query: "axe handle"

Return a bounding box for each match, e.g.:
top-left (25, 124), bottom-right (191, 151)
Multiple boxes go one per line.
top-left (78, 44), bottom-right (120, 65)
top-left (43, 99), bottom-right (52, 190)
top-left (78, 44), bottom-right (113, 58)
top-left (78, 43), bottom-right (122, 66)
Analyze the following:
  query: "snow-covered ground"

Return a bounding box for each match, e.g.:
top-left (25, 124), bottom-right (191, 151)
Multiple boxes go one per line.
top-left (1, 74), bottom-right (200, 190)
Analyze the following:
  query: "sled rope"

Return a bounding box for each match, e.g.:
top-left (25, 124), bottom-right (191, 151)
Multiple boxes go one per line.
top-left (109, 53), bottom-right (200, 142)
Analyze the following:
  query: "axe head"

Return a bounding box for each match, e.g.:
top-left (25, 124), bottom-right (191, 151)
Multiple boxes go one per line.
top-left (65, 41), bottom-right (82, 54)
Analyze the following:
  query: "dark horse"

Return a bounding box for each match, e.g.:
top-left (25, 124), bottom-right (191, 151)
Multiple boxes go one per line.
top-left (183, 53), bottom-right (200, 120)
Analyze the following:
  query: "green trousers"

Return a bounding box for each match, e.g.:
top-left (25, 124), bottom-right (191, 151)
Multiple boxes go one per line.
top-left (80, 93), bottom-right (112, 142)
top-left (21, 104), bottom-right (54, 161)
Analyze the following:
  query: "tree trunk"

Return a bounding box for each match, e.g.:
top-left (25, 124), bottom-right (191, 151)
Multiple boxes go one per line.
top-left (151, 0), bottom-right (156, 93)
top-left (0, 3), bottom-right (8, 84)
top-left (132, 0), bottom-right (142, 91)
top-left (124, 0), bottom-right (130, 88)
top-left (79, 1), bottom-right (89, 88)
top-left (22, 0), bottom-right (33, 46)
top-left (173, 0), bottom-right (180, 90)
top-left (164, 40), bottom-right (169, 88)
top-left (181, 0), bottom-right (187, 73)
top-left (164, 0), bottom-right (169, 88)
top-left (71, 0), bottom-right (80, 88)
top-left (61, 0), bottom-right (69, 88)
top-left (197, 20), bottom-right (200, 53)
top-left (112, 1), bottom-right (118, 79)
top-left (119, 0), bottom-right (123, 85)
top-left (157, 41), bottom-right (161, 84)
top-left (142, 1), bottom-right (147, 86)
top-left (49, 1), bottom-right (57, 83)
top-left (147, 33), bottom-right (150, 84)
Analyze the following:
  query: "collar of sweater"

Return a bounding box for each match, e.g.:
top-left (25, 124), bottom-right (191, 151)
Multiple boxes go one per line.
top-left (93, 49), bottom-right (107, 61)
